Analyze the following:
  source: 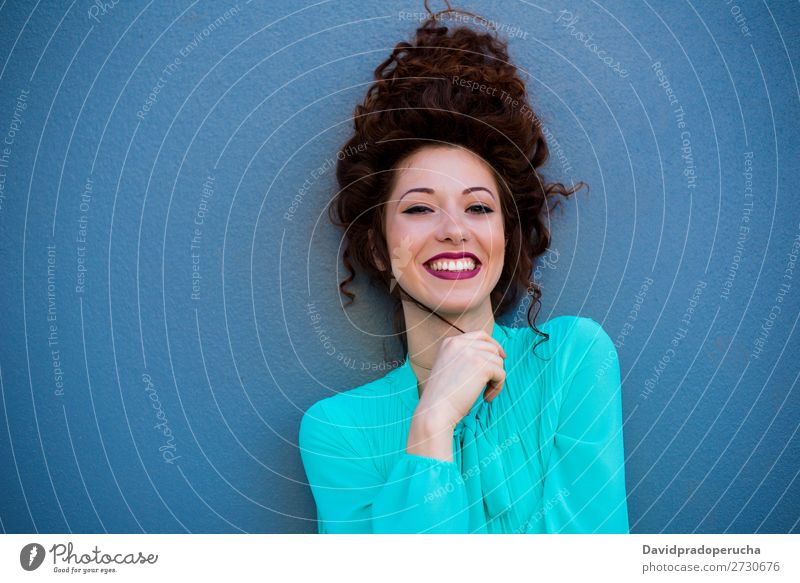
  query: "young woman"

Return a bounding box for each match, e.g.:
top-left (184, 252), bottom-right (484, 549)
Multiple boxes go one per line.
top-left (299, 3), bottom-right (629, 534)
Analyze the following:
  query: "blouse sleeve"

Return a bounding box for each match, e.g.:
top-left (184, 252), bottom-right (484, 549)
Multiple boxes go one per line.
top-left (299, 399), bottom-right (470, 533)
top-left (542, 317), bottom-right (630, 533)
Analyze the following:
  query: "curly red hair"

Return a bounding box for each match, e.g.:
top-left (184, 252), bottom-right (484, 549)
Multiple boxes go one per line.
top-left (329, 1), bottom-right (587, 357)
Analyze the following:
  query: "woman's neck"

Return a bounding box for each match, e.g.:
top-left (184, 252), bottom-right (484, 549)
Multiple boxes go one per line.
top-left (402, 300), bottom-right (496, 398)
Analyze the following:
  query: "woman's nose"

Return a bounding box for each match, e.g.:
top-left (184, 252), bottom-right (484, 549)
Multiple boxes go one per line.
top-left (436, 209), bottom-right (468, 242)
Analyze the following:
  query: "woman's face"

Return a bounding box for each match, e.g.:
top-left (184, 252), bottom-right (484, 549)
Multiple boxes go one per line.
top-left (379, 145), bottom-right (506, 317)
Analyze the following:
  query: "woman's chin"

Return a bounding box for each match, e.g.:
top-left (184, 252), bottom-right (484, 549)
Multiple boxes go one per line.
top-left (419, 294), bottom-right (486, 317)
top-left (398, 278), bottom-right (493, 316)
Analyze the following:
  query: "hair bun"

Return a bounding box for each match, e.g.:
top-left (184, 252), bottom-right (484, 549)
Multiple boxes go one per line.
top-left (355, 7), bottom-right (531, 157)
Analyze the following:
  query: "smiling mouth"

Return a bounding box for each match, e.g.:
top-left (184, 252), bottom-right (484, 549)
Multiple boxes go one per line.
top-left (423, 258), bottom-right (482, 280)
top-left (425, 257), bottom-right (479, 271)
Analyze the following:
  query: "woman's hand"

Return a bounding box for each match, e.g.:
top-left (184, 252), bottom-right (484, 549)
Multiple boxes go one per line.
top-left (417, 330), bottom-right (507, 429)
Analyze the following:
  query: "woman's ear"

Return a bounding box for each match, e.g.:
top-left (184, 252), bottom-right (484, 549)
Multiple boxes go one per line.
top-left (368, 228), bottom-right (386, 271)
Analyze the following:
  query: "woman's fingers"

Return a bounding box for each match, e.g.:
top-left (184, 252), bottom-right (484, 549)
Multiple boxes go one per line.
top-left (484, 380), bottom-right (504, 402)
top-left (456, 337), bottom-right (507, 359)
top-left (483, 354), bottom-right (506, 402)
top-left (452, 331), bottom-right (506, 357)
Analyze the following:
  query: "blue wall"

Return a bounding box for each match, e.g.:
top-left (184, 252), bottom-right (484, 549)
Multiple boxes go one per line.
top-left (0, 0), bottom-right (798, 533)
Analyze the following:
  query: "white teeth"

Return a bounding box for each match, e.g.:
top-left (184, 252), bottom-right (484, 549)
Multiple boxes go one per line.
top-left (428, 258), bottom-right (477, 272)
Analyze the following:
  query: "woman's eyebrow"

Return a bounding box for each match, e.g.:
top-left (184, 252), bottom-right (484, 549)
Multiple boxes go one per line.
top-left (400, 186), bottom-right (495, 201)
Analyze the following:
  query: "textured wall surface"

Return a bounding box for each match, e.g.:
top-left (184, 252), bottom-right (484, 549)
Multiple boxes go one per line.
top-left (0, 0), bottom-right (798, 533)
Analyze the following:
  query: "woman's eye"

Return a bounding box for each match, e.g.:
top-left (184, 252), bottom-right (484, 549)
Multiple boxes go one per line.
top-left (403, 205), bottom-right (431, 214)
top-left (469, 205), bottom-right (494, 214)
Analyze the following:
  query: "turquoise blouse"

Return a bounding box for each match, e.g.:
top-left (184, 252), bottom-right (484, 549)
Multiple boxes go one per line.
top-left (299, 315), bottom-right (629, 534)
